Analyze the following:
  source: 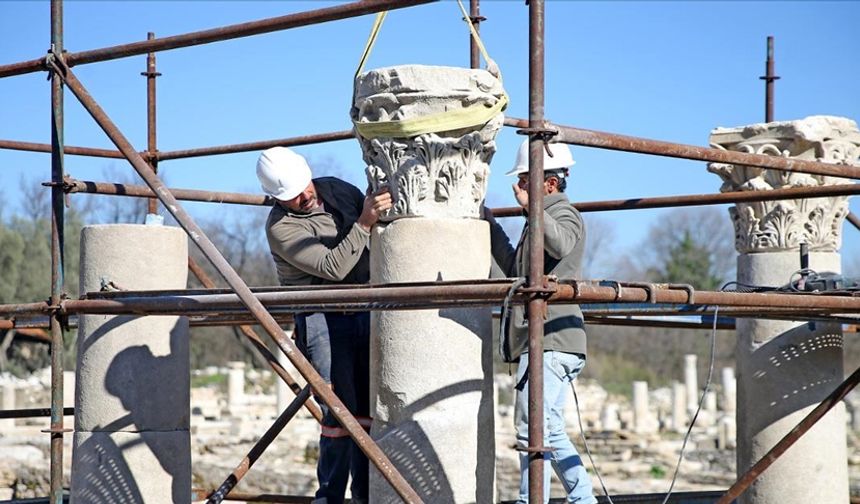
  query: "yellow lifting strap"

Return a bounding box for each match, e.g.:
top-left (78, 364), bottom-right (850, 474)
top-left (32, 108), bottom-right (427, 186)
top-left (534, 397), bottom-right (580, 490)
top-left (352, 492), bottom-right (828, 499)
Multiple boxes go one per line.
top-left (353, 0), bottom-right (509, 140)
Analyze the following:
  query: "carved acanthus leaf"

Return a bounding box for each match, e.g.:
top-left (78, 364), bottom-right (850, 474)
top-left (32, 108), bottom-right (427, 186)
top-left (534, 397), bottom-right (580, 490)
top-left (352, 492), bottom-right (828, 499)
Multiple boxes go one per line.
top-left (708, 116), bottom-right (859, 253)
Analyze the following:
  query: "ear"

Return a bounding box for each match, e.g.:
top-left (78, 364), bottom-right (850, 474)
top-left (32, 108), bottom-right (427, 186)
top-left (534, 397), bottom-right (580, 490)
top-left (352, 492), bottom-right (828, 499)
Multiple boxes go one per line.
top-left (545, 176), bottom-right (559, 193)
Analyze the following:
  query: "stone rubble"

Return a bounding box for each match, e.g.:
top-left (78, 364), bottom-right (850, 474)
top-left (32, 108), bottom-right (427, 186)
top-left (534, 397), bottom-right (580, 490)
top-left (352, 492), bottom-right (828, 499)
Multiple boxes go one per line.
top-left (1, 357), bottom-right (859, 501)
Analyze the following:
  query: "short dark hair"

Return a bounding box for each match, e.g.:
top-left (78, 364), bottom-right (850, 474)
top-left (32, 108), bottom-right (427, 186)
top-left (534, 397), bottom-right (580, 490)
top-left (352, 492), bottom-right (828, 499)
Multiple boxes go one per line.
top-left (545, 170), bottom-right (567, 192)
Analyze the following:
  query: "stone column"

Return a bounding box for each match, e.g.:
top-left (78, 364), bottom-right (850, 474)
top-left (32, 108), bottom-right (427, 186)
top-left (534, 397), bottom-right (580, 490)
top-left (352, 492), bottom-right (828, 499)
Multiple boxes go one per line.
top-left (276, 324), bottom-right (302, 415)
top-left (683, 354), bottom-right (698, 415)
top-left (721, 367), bottom-right (736, 414)
top-left (601, 403), bottom-right (621, 432)
top-left (632, 381), bottom-right (657, 434)
top-left (353, 65), bottom-right (505, 503)
top-left (1, 384), bottom-right (14, 431)
top-left (71, 224), bottom-right (190, 504)
top-left (671, 381), bottom-right (687, 433)
top-left (226, 361), bottom-right (245, 416)
top-left (709, 116), bottom-right (859, 504)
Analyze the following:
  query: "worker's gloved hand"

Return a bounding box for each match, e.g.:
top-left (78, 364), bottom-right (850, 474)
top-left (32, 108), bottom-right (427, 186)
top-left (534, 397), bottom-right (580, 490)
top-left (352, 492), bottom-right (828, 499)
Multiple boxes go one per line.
top-left (357, 186), bottom-right (392, 231)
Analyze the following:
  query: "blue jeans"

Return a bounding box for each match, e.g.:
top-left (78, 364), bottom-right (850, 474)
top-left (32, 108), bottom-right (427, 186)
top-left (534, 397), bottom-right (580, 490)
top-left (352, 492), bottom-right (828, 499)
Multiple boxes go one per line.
top-left (514, 352), bottom-right (596, 504)
top-left (295, 312), bottom-right (370, 504)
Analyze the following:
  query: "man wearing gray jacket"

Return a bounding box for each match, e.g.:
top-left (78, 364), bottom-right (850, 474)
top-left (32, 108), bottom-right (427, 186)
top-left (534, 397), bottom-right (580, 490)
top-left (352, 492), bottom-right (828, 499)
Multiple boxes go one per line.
top-left (485, 140), bottom-right (596, 504)
top-left (257, 146), bottom-right (391, 504)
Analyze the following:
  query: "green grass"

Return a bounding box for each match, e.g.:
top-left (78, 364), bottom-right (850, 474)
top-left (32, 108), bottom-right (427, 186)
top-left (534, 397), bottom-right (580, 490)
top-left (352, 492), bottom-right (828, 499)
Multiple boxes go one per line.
top-left (191, 372), bottom-right (226, 389)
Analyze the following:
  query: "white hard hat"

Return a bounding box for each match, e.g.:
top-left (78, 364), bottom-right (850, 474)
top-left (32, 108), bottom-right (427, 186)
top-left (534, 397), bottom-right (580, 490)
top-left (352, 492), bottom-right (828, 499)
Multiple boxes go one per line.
top-left (256, 147), bottom-right (312, 201)
top-left (505, 139), bottom-right (575, 176)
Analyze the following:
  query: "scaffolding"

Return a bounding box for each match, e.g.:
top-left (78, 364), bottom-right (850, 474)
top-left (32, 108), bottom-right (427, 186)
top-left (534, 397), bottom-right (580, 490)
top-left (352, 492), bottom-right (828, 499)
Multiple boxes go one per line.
top-left (0, 1), bottom-right (859, 503)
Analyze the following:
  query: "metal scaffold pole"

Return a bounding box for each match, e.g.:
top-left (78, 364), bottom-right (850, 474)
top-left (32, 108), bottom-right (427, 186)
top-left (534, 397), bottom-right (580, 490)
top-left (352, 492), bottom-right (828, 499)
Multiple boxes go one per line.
top-left (48, 1), bottom-right (67, 502)
top-left (143, 32), bottom-right (160, 216)
top-left (527, 0), bottom-right (547, 501)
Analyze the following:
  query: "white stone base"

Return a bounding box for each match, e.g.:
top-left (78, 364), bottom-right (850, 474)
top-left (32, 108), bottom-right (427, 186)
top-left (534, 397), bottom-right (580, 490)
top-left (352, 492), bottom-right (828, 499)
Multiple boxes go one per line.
top-left (369, 218), bottom-right (494, 503)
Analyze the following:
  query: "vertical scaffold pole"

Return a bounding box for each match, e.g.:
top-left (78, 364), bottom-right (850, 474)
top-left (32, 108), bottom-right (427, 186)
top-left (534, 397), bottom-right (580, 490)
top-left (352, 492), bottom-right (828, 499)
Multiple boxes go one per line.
top-left (142, 32), bottom-right (160, 215)
top-left (469, 0), bottom-right (481, 69)
top-left (49, 1), bottom-right (66, 502)
top-left (760, 36), bottom-right (779, 123)
top-left (527, 0), bottom-right (547, 502)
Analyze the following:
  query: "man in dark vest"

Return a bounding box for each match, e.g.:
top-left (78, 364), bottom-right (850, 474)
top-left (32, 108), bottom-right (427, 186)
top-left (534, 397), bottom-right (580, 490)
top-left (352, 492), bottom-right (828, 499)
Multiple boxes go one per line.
top-left (257, 146), bottom-right (391, 504)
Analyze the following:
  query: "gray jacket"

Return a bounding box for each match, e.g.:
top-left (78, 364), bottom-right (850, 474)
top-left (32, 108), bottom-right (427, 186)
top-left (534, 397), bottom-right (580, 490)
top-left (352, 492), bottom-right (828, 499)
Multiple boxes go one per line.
top-left (265, 177), bottom-right (370, 286)
top-left (487, 191), bottom-right (587, 362)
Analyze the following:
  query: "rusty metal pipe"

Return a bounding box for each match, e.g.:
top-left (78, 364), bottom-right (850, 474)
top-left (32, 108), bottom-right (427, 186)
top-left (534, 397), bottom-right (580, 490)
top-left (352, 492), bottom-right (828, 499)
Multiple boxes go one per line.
top-left (0, 407), bottom-right (74, 420)
top-left (0, 0), bottom-right (436, 78)
top-left (760, 36), bottom-right (779, 123)
top-left (526, 0), bottom-right (547, 501)
top-left (63, 177), bottom-right (272, 205)
top-left (55, 281), bottom-right (860, 315)
top-left (503, 117), bottom-right (860, 180)
top-left (0, 139), bottom-right (125, 158)
top-left (61, 175), bottom-right (860, 216)
top-left (56, 65), bottom-right (422, 503)
top-left (847, 211), bottom-right (860, 232)
top-left (0, 301), bottom-right (51, 317)
top-left (192, 490), bottom-right (313, 503)
top-left (157, 130), bottom-right (355, 161)
top-left (187, 256), bottom-right (321, 422)
top-left (716, 364), bottom-right (860, 504)
top-left (143, 33), bottom-right (159, 215)
top-left (48, 2), bottom-right (67, 502)
top-left (468, 0), bottom-right (481, 69)
top-left (493, 183), bottom-right (860, 216)
top-left (206, 386), bottom-right (311, 504)
top-left (0, 129), bottom-right (354, 161)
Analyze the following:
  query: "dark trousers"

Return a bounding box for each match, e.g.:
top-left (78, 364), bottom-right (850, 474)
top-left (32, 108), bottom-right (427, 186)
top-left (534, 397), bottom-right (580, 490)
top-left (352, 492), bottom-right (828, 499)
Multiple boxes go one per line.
top-left (295, 312), bottom-right (370, 504)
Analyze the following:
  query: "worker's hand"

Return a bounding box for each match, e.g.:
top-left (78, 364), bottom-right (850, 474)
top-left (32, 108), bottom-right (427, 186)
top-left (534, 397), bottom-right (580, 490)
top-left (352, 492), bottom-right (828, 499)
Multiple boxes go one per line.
top-left (512, 182), bottom-right (529, 209)
top-left (357, 186), bottom-right (392, 231)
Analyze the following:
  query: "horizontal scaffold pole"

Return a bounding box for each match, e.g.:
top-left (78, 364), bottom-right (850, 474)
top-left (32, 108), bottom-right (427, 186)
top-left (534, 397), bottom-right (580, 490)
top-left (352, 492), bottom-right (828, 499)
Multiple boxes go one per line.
top-left (44, 280), bottom-right (860, 316)
top-left (504, 117), bottom-right (860, 180)
top-left (57, 176), bottom-right (860, 215)
top-left (0, 0), bottom-right (436, 78)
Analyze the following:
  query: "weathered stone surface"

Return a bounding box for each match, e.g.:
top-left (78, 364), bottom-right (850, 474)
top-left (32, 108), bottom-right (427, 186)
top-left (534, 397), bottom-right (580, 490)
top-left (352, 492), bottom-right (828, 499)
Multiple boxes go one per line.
top-left (734, 251), bottom-right (847, 504)
top-left (369, 218), bottom-right (494, 503)
top-left (72, 225), bottom-right (190, 504)
top-left (708, 115), bottom-right (859, 253)
top-left (75, 315), bottom-right (189, 432)
top-left (71, 431), bottom-right (190, 504)
top-left (352, 65), bottom-right (506, 219)
top-left (709, 117), bottom-right (852, 503)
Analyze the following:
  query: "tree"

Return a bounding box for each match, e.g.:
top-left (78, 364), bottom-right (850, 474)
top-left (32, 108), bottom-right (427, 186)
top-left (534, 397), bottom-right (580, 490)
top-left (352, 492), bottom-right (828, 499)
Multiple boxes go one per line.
top-left (582, 215), bottom-right (616, 278)
top-left (651, 230), bottom-right (723, 290)
top-left (632, 207), bottom-right (735, 289)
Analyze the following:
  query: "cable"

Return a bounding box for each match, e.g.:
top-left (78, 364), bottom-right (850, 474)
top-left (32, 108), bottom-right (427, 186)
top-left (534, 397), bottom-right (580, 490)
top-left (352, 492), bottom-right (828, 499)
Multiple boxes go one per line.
top-left (572, 382), bottom-right (615, 504)
top-left (660, 296), bottom-right (721, 504)
top-left (499, 277), bottom-right (527, 363)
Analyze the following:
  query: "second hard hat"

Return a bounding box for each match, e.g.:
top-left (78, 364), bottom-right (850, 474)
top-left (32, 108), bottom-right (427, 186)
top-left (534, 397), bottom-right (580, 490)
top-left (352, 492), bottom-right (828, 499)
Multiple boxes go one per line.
top-left (506, 139), bottom-right (575, 176)
top-left (256, 147), bottom-right (312, 201)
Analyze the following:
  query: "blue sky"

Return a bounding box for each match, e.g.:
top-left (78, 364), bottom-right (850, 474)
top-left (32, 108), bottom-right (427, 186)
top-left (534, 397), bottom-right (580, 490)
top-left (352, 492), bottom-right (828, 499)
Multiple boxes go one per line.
top-left (1, 1), bottom-right (858, 276)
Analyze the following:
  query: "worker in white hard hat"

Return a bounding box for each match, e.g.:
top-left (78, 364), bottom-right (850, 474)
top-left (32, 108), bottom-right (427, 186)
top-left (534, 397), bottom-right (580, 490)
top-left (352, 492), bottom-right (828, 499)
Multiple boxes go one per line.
top-left (485, 139), bottom-right (596, 504)
top-left (257, 146), bottom-right (391, 504)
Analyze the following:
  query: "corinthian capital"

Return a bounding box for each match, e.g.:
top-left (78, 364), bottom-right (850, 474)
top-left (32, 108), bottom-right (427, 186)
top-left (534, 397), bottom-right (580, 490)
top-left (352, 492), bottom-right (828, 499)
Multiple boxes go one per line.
top-left (708, 116), bottom-right (859, 253)
top-left (351, 65), bottom-right (506, 219)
